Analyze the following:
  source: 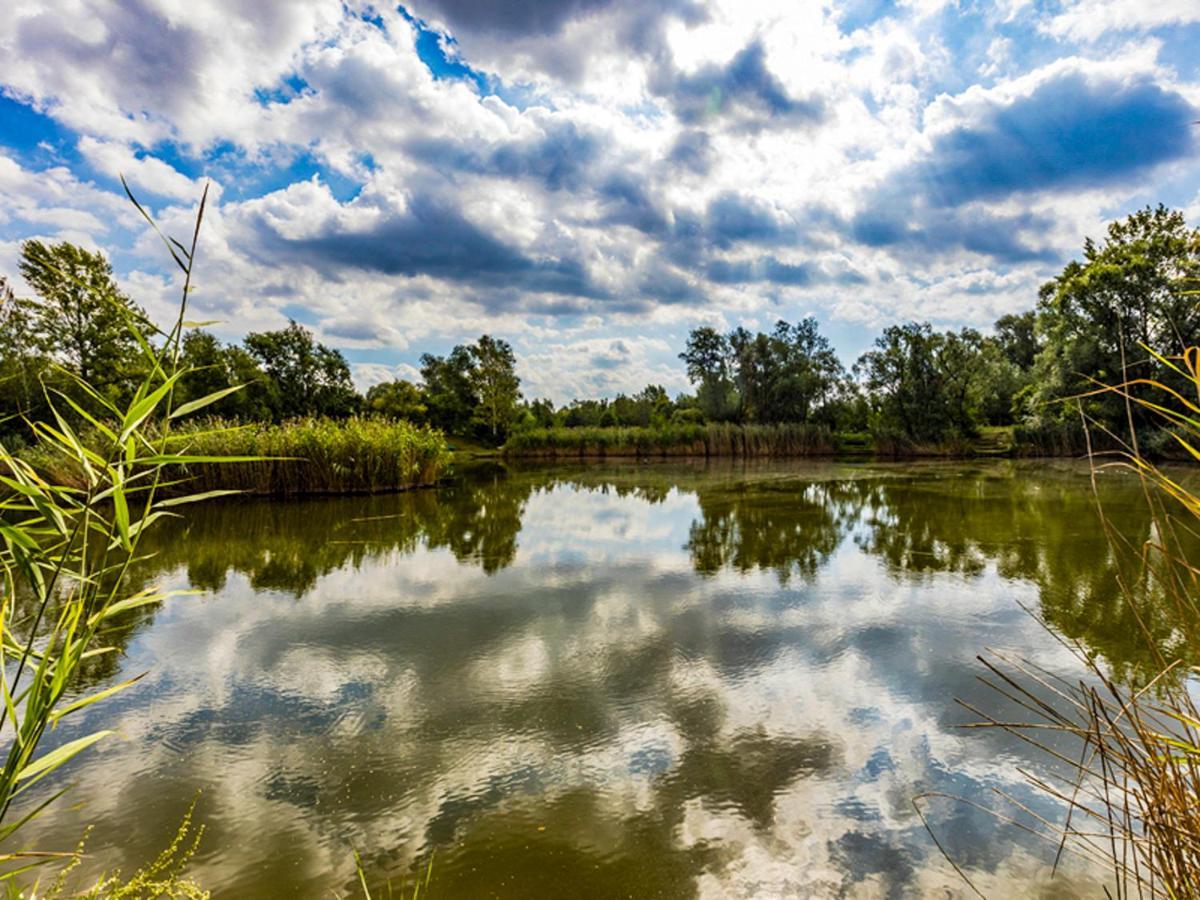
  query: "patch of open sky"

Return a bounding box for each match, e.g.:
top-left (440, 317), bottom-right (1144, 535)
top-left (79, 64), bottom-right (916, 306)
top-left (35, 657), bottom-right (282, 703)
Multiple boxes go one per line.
top-left (834, 0), bottom-right (897, 36)
top-left (341, 347), bottom-right (410, 365)
top-left (280, 303), bottom-right (321, 326)
top-left (206, 143), bottom-right (371, 202)
top-left (399, 6), bottom-right (490, 95)
top-left (0, 93), bottom-right (81, 170)
top-left (1157, 23), bottom-right (1200, 77)
top-left (253, 73), bottom-right (313, 107)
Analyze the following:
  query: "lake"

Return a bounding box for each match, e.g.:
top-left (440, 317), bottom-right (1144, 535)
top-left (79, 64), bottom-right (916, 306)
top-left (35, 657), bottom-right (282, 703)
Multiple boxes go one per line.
top-left (20, 459), bottom-right (1172, 897)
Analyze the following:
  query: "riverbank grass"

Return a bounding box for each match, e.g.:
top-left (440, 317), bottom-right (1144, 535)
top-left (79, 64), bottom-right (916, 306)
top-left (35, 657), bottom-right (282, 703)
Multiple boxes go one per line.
top-left (23, 416), bottom-right (450, 497)
top-left (504, 423), bottom-right (837, 458)
top-left (171, 417), bottom-right (450, 495)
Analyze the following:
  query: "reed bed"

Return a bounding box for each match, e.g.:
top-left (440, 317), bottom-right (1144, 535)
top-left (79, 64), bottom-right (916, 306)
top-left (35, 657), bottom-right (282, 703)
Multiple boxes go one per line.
top-left (168, 417), bottom-right (450, 495)
top-left (503, 423), bottom-right (837, 458)
top-left (944, 347), bottom-right (1200, 897)
top-left (23, 417), bottom-right (450, 496)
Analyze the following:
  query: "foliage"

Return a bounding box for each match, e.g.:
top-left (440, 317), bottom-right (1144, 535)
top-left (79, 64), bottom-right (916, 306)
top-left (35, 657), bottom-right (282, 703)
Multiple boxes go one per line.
top-left (40, 799), bottom-right (207, 898)
top-left (468, 335), bottom-right (521, 440)
top-left (0, 278), bottom-right (56, 439)
top-left (679, 319), bottom-right (847, 425)
top-left (157, 417), bottom-right (449, 495)
top-left (0, 183), bottom-right (226, 889)
top-left (854, 322), bottom-right (990, 445)
top-left (947, 343), bottom-right (1200, 897)
top-left (728, 319), bottom-right (846, 425)
top-left (365, 379), bottom-right (428, 423)
top-left (420, 345), bottom-right (478, 436)
top-left (177, 331), bottom-right (275, 422)
top-left (1030, 205), bottom-right (1200, 435)
top-left (680, 326), bottom-right (740, 422)
top-left (504, 422), bottom-right (836, 458)
top-left (17, 241), bottom-right (153, 399)
top-left (243, 320), bottom-right (359, 420)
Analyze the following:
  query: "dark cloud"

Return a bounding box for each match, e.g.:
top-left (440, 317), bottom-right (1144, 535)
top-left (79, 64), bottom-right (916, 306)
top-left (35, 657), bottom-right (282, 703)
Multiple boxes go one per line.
top-left (652, 40), bottom-right (825, 133)
top-left (920, 73), bottom-right (1196, 204)
top-left (589, 340), bottom-right (631, 369)
top-left (15, 0), bottom-right (206, 114)
top-left (409, 121), bottom-right (602, 192)
top-left (597, 172), bottom-right (672, 234)
top-left (667, 129), bottom-right (714, 175)
top-left (848, 206), bottom-right (1057, 264)
top-left (705, 192), bottom-right (795, 248)
top-left (843, 71), bottom-right (1193, 263)
top-left (409, 0), bottom-right (619, 37)
top-left (637, 265), bottom-right (706, 305)
top-left (254, 194), bottom-right (609, 300)
top-left (706, 256), bottom-right (866, 286)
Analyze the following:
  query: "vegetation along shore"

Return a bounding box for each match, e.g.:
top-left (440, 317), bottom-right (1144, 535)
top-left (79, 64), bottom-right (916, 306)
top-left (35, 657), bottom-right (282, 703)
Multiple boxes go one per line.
top-left (2, 205), bottom-right (1196, 485)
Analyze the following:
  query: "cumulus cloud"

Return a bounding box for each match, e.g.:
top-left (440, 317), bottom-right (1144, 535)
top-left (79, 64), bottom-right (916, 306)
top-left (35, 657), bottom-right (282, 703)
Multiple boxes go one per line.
top-left (1045, 0), bottom-right (1200, 41)
top-left (0, 0), bottom-right (1198, 395)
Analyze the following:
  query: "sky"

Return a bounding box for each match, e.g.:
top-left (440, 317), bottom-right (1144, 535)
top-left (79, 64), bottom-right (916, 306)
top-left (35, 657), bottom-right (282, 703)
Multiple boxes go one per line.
top-left (0, 0), bottom-right (1198, 403)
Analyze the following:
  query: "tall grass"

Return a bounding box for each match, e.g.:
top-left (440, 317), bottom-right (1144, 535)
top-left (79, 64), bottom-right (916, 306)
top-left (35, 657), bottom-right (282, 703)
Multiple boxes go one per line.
top-left (23, 417), bottom-right (449, 497)
top-left (168, 417), bottom-right (447, 496)
top-left (942, 345), bottom-right (1200, 896)
top-left (0, 181), bottom-right (238, 889)
top-left (504, 423), bottom-right (836, 458)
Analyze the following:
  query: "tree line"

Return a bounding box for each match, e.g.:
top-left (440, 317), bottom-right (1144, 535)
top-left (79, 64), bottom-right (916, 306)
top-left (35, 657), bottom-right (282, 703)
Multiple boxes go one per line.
top-left (2, 205), bottom-right (1198, 450)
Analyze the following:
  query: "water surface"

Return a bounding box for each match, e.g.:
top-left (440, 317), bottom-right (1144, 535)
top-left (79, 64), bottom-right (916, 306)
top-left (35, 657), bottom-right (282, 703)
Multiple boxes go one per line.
top-left (22, 460), bottom-right (1174, 896)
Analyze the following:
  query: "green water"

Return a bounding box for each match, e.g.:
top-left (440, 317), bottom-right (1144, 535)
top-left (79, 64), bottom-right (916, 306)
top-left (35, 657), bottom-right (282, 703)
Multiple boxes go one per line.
top-left (20, 459), bottom-right (1183, 897)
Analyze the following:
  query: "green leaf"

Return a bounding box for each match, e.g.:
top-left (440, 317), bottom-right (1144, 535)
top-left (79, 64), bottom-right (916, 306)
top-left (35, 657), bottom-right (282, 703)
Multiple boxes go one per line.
top-left (120, 371), bottom-right (183, 440)
top-left (140, 453), bottom-right (277, 465)
top-left (156, 489), bottom-right (242, 507)
top-left (50, 673), bottom-right (146, 724)
top-left (112, 485), bottom-right (131, 552)
top-left (16, 731), bottom-right (114, 785)
top-left (169, 383), bottom-right (246, 419)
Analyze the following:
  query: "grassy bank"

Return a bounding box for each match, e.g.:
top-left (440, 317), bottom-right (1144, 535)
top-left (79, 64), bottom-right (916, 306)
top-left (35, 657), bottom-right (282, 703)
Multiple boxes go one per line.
top-left (504, 422), bottom-right (1156, 459)
top-left (173, 417), bottom-right (449, 495)
top-left (504, 423), bottom-right (838, 458)
top-left (25, 417), bottom-right (450, 497)
top-left (504, 423), bottom-right (1012, 459)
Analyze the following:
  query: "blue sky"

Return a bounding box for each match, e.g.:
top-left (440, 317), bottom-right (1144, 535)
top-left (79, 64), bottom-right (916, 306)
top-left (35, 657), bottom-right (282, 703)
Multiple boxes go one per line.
top-left (1, 0), bottom-right (1198, 401)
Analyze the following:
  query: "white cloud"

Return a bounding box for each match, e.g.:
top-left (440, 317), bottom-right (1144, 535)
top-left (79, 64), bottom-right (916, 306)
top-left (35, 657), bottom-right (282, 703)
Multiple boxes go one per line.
top-left (1045, 0), bottom-right (1200, 41)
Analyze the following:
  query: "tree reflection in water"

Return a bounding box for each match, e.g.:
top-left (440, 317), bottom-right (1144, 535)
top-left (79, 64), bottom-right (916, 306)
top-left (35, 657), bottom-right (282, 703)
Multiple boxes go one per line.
top-left (28, 459), bottom-right (1180, 897)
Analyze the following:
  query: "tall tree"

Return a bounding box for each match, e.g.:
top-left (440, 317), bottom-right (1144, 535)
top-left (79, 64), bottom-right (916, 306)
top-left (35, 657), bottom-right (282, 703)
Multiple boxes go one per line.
top-left (420, 346), bottom-right (477, 435)
top-left (0, 278), bottom-right (54, 434)
top-left (18, 241), bottom-right (150, 398)
top-left (994, 311), bottom-right (1039, 369)
top-left (855, 322), bottom-right (987, 443)
top-left (680, 327), bottom-right (740, 422)
top-left (177, 330), bottom-right (275, 421)
top-left (469, 335), bottom-right (521, 441)
top-left (1031, 205), bottom-right (1200, 431)
top-left (243, 321), bottom-right (358, 419)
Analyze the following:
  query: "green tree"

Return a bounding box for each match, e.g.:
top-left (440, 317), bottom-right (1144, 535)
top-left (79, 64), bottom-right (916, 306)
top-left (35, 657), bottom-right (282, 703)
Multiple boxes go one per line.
top-left (420, 346), bottom-right (477, 434)
top-left (731, 319), bottom-right (845, 425)
top-left (177, 330), bottom-right (275, 421)
top-left (855, 322), bottom-right (987, 444)
top-left (469, 335), bottom-right (521, 441)
top-left (18, 240), bottom-right (151, 399)
top-left (680, 327), bottom-right (740, 422)
top-left (243, 320), bottom-right (359, 419)
top-left (1031, 205), bottom-right (1200, 433)
top-left (994, 311), bottom-right (1039, 369)
top-left (365, 379), bottom-right (428, 423)
top-left (0, 278), bottom-right (54, 436)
